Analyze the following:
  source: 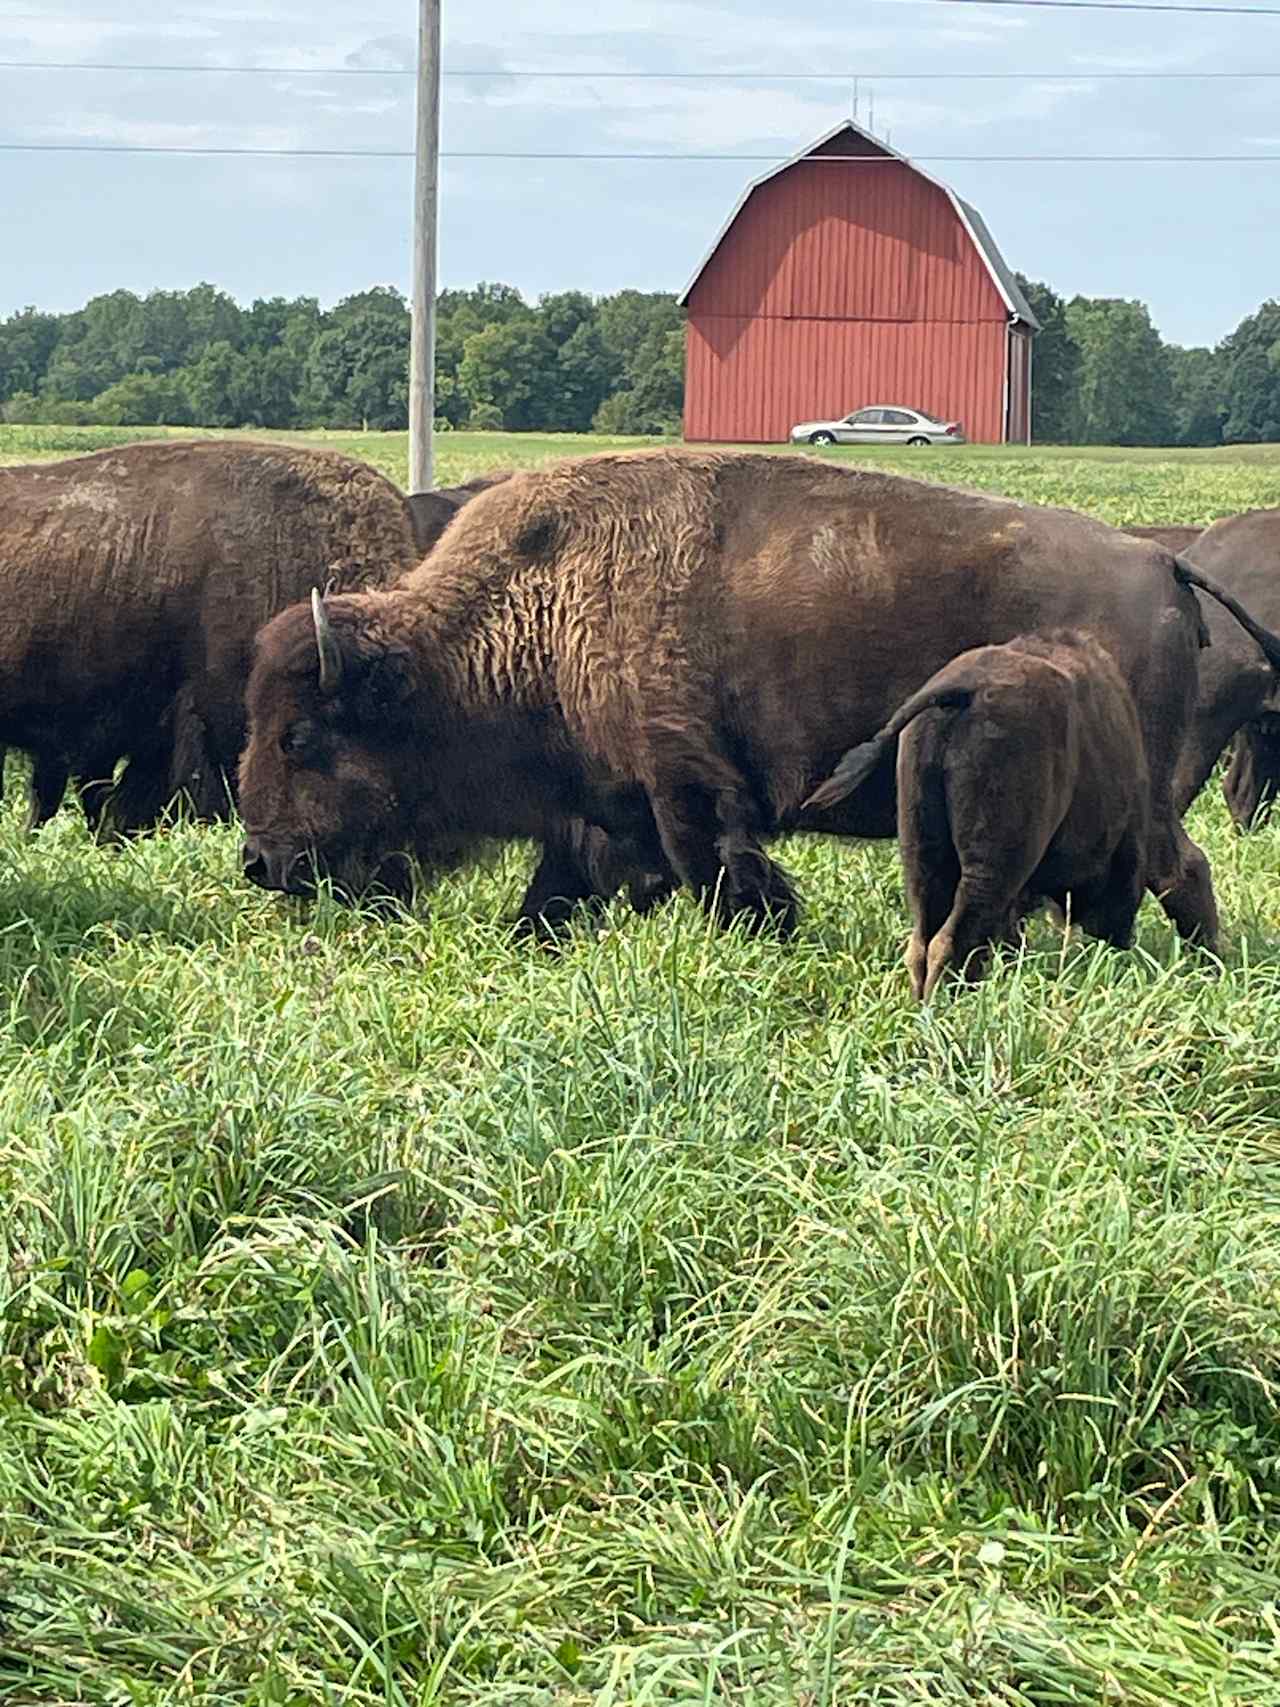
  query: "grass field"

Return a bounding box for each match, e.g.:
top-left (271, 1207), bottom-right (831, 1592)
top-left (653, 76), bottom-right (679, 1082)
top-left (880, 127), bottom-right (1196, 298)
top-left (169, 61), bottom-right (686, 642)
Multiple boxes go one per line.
top-left (4, 426), bottom-right (1280, 1703)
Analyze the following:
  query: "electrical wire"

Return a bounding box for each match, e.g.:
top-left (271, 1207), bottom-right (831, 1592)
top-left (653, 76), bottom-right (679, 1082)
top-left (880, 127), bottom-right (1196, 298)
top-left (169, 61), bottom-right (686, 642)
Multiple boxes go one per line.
top-left (2, 61), bottom-right (1280, 79)
top-left (3, 142), bottom-right (1280, 161)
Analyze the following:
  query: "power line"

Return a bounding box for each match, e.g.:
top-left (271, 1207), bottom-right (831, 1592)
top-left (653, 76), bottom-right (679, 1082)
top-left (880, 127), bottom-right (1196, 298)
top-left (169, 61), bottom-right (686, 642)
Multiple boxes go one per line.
top-left (899, 0), bottom-right (1280, 10)
top-left (5, 60), bottom-right (1280, 79)
top-left (4, 142), bottom-right (1280, 161)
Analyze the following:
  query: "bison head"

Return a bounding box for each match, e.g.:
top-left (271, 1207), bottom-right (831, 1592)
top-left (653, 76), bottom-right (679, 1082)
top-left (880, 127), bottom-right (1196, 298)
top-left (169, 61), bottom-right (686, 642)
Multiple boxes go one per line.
top-left (239, 590), bottom-right (427, 905)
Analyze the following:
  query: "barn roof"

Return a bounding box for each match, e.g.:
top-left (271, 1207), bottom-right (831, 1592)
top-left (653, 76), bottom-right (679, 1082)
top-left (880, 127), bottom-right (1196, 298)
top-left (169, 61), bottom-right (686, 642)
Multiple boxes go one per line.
top-left (677, 119), bottom-right (1040, 332)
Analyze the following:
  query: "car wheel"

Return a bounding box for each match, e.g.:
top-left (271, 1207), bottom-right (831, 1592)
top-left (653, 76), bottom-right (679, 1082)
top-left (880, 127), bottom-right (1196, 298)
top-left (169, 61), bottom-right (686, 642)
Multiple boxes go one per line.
top-left (810, 431), bottom-right (836, 446)
top-left (906, 435), bottom-right (931, 447)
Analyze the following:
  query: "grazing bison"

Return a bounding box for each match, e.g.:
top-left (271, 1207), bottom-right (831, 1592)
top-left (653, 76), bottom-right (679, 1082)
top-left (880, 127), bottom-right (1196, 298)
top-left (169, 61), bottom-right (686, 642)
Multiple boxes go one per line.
top-left (1161, 508), bottom-right (1280, 827)
top-left (805, 632), bottom-right (1150, 998)
top-left (0, 441), bottom-right (505, 834)
top-left (238, 450), bottom-right (1280, 954)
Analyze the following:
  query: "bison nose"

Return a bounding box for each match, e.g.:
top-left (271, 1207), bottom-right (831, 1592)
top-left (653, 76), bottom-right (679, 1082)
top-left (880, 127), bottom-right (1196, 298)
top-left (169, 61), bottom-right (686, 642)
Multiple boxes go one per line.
top-left (242, 839), bottom-right (274, 889)
top-left (243, 839), bottom-right (314, 895)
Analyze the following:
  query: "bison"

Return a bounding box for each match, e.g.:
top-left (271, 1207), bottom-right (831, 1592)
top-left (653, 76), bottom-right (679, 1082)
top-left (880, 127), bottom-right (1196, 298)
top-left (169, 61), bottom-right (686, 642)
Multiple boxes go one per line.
top-left (0, 440), bottom-right (505, 835)
top-left (237, 449), bottom-right (1280, 955)
top-left (805, 632), bottom-right (1150, 998)
top-left (1158, 508), bottom-right (1280, 828)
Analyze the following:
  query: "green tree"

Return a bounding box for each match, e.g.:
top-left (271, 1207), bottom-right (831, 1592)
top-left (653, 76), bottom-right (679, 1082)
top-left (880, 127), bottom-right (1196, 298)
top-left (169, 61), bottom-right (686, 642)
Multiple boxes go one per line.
top-left (438, 281), bottom-right (527, 323)
top-left (0, 307), bottom-right (60, 402)
top-left (1, 390), bottom-right (41, 423)
top-left (457, 318), bottom-right (558, 430)
top-left (538, 290), bottom-right (595, 349)
top-left (1167, 344), bottom-right (1224, 447)
top-left (1064, 297), bottom-right (1175, 446)
top-left (301, 288), bottom-right (411, 429)
top-left (591, 292), bottom-right (685, 435)
top-left (180, 340), bottom-right (254, 427)
top-left (555, 320), bottom-right (622, 432)
top-left (1014, 275), bottom-right (1080, 443)
top-left (1219, 300), bottom-right (1280, 443)
top-left (92, 371), bottom-right (192, 426)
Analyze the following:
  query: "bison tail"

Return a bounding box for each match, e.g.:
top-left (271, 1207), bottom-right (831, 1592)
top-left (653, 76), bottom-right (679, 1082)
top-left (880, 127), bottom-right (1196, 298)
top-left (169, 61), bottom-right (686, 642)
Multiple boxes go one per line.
top-left (1173, 555), bottom-right (1280, 673)
top-left (804, 687), bottom-right (974, 813)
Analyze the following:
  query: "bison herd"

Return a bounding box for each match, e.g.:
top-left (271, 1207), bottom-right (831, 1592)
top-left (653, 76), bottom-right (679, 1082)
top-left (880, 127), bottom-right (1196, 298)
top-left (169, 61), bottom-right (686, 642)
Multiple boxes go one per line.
top-left (5, 436), bottom-right (1280, 998)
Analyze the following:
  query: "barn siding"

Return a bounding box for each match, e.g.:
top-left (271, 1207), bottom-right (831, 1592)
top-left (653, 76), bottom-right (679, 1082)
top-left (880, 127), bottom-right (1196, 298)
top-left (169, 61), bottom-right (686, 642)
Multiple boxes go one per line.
top-left (683, 134), bottom-right (1016, 444)
top-left (685, 316), bottom-right (1008, 445)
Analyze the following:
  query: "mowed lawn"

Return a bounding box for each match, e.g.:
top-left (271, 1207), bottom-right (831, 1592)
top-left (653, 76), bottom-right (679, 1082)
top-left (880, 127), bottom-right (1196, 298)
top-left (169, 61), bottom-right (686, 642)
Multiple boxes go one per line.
top-left (3, 426), bottom-right (1280, 1702)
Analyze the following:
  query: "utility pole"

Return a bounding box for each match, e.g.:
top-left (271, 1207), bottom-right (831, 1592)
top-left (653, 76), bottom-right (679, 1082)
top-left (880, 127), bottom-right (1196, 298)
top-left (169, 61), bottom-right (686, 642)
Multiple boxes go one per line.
top-left (408, 0), bottom-right (441, 494)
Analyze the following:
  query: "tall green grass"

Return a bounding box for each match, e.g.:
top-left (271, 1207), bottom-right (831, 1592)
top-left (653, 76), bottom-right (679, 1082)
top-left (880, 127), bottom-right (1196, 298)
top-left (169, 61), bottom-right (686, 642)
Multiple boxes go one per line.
top-left (2, 433), bottom-right (1280, 1701)
top-left (1, 773), bottom-right (1280, 1702)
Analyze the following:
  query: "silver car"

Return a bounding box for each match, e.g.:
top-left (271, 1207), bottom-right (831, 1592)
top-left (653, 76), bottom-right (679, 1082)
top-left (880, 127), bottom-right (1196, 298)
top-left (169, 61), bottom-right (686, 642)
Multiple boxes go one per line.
top-left (789, 405), bottom-right (965, 447)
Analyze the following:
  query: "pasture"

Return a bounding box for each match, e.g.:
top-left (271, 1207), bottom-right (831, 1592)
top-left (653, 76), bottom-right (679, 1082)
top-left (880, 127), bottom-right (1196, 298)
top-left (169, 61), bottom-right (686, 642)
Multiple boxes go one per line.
top-left (3, 425), bottom-right (1280, 1703)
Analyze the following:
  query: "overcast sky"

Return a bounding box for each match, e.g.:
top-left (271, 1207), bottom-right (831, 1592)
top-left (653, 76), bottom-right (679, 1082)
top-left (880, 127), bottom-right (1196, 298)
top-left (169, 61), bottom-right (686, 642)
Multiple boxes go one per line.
top-left (2, 0), bottom-right (1277, 347)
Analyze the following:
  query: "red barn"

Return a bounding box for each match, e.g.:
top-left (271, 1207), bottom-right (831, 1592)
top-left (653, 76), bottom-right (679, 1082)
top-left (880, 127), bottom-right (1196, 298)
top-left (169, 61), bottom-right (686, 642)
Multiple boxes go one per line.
top-left (680, 121), bottom-right (1039, 446)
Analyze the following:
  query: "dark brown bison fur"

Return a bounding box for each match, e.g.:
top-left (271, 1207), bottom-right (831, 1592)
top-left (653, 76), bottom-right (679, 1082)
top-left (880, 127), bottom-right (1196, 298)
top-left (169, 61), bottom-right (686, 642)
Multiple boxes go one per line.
top-left (1124, 524), bottom-right (1205, 553)
top-left (238, 449), bottom-right (1280, 953)
top-left (406, 472), bottom-right (513, 558)
top-left (0, 438), bottom-right (429, 836)
top-left (1161, 507), bottom-right (1280, 827)
top-left (806, 632), bottom-right (1150, 998)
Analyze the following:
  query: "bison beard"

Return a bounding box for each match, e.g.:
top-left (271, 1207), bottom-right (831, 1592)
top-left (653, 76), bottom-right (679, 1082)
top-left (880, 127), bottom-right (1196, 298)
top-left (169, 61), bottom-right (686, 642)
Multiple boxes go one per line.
top-left (237, 449), bottom-right (1280, 954)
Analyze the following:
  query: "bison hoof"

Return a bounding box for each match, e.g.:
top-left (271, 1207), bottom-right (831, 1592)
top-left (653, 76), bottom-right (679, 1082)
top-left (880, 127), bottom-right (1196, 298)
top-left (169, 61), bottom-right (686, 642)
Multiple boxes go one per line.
top-left (627, 873), bottom-right (679, 915)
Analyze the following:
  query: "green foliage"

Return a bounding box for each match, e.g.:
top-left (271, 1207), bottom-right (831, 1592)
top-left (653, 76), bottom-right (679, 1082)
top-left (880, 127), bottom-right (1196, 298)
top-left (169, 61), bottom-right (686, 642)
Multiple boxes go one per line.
top-left (0, 280), bottom-right (686, 439)
top-left (1014, 274), bottom-right (1081, 443)
top-left (92, 372), bottom-right (192, 428)
top-left (1065, 297), bottom-right (1176, 446)
top-left (301, 287), bottom-right (412, 431)
top-left (457, 318), bottom-right (559, 431)
top-left (1168, 344), bottom-right (1226, 447)
top-left (1, 428), bottom-right (1280, 1702)
top-left (1219, 299), bottom-right (1280, 443)
top-left (0, 307), bottom-right (59, 400)
top-left (180, 340), bottom-right (254, 428)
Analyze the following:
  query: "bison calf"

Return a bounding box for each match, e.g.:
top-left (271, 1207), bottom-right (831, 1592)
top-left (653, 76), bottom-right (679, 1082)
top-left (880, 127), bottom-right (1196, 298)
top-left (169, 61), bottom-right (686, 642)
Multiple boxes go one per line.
top-left (807, 632), bottom-right (1150, 999)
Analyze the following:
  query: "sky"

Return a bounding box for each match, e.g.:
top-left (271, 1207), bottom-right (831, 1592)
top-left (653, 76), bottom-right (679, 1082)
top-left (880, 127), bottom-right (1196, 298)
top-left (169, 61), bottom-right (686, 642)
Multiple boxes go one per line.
top-left (2, 0), bottom-right (1278, 347)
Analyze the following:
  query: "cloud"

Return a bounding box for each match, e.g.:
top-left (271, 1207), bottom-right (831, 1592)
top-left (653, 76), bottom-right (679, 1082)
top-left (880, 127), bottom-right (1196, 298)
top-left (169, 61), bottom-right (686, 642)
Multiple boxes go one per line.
top-left (345, 35), bottom-right (415, 73)
top-left (30, 110), bottom-right (308, 151)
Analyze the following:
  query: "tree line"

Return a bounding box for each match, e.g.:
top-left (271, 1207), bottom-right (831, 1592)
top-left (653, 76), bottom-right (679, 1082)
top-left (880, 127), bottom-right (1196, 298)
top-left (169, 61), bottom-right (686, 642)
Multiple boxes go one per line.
top-left (1, 274), bottom-right (1277, 445)
top-left (0, 282), bottom-right (684, 436)
top-left (1016, 276), bottom-right (1280, 447)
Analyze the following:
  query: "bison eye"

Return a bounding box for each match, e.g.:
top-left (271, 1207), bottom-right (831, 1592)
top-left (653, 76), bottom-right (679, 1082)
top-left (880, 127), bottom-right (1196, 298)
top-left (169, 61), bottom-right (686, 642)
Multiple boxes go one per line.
top-left (280, 721), bottom-right (317, 759)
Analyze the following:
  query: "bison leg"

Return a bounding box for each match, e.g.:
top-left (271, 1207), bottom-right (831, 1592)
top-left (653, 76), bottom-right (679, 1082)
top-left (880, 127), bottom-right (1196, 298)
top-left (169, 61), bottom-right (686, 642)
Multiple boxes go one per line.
top-left (95, 747), bottom-right (174, 841)
top-left (516, 830), bottom-right (613, 938)
top-left (1145, 816), bottom-right (1219, 954)
top-left (922, 878), bottom-right (1024, 1002)
top-left (902, 851), bottom-right (961, 1004)
top-left (75, 753), bottom-right (124, 835)
top-left (515, 818), bottom-right (678, 937)
top-left (1173, 658), bottom-right (1272, 816)
top-left (25, 751), bottom-right (70, 831)
top-left (898, 742), bottom-right (961, 1000)
top-left (1222, 723), bottom-right (1280, 831)
top-left (647, 778), bottom-right (797, 935)
top-left (1072, 830), bottom-right (1146, 950)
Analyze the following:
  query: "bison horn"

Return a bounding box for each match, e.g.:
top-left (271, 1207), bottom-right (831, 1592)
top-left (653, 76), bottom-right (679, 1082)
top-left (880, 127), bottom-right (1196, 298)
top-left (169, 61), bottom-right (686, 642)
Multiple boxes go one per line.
top-left (311, 588), bottom-right (343, 696)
